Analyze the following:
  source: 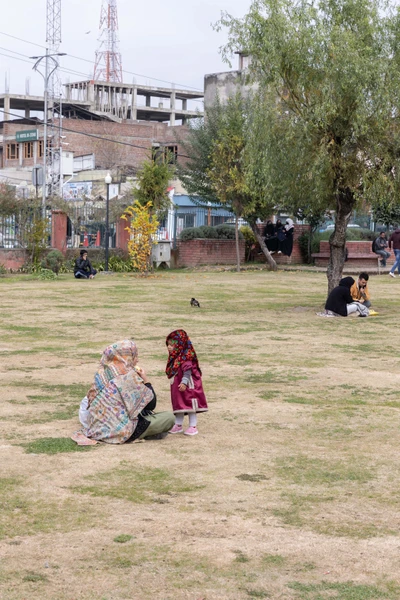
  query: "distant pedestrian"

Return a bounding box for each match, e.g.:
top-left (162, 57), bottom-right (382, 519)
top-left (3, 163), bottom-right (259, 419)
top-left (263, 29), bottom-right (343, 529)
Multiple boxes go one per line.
top-left (388, 227), bottom-right (400, 277)
top-left (74, 249), bottom-right (97, 279)
top-left (373, 231), bottom-right (390, 267)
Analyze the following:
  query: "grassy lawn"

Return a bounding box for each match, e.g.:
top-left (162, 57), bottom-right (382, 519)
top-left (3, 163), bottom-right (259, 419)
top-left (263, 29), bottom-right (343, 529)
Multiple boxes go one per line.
top-left (0, 269), bottom-right (400, 599)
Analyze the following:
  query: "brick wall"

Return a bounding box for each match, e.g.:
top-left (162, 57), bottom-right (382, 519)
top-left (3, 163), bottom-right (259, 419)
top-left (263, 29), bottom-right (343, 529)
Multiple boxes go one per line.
top-left (0, 249), bottom-right (27, 270)
top-left (177, 239), bottom-right (245, 267)
top-left (255, 223), bottom-right (309, 264)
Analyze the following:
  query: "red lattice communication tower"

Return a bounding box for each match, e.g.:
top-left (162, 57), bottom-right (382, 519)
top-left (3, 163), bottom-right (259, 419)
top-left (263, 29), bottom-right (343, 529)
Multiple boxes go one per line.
top-left (93, 0), bottom-right (123, 82)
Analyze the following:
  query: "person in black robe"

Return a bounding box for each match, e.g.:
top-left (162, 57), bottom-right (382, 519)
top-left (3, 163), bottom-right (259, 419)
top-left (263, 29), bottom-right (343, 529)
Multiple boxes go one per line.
top-left (281, 218), bottom-right (295, 257)
top-left (264, 220), bottom-right (278, 252)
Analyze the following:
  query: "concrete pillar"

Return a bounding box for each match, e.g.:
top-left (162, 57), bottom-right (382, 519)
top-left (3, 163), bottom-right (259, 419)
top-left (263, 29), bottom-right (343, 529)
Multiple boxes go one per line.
top-left (4, 96), bottom-right (10, 121)
top-left (88, 82), bottom-right (95, 107)
top-left (25, 108), bottom-right (31, 119)
top-left (170, 91), bottom-right (176, 126)
top-left (182, 98), bottom-right (187, 110)
top-left (51, 210), bottom-right (68, 254)
top-left (145, 95), bottom-right (151, 107)
top-left (131, 87), bottom-right (137, 120)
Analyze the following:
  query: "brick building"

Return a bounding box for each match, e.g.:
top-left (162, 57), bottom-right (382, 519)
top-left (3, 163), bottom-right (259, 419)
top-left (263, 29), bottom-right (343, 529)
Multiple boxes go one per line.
top-left (0, 117), bottom-right (186, 173)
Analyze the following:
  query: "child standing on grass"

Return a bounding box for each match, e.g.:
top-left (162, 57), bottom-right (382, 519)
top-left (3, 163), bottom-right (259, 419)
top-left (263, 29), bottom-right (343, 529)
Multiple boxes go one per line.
top-left (166, 329), bottom-right (208, 436)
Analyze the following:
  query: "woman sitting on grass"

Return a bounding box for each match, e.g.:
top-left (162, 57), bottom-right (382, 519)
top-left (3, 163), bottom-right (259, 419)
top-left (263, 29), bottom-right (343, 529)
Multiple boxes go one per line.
top-left (80, 340), bottom-right (174, 444)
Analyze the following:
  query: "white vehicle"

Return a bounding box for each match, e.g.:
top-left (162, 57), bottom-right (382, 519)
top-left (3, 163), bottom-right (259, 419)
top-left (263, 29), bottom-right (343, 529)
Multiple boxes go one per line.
top-left (326, 223), bottom-right (361, 230)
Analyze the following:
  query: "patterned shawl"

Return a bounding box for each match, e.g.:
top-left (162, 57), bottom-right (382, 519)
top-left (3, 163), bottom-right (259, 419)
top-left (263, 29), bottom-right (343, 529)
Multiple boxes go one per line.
top-left (85, 340), bottom-right (153, 444)
top-left (165, 329), bottom-right (201, 379)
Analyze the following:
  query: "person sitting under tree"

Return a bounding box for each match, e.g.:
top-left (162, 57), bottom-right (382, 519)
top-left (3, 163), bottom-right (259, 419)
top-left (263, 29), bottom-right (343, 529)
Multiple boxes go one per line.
top-left (350, 272), bottom-right (371, 308)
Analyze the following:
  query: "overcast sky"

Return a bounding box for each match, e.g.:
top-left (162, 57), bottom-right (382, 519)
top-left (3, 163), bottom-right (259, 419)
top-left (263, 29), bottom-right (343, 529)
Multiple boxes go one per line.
top-left (0, 0), bottom-right (251, 100)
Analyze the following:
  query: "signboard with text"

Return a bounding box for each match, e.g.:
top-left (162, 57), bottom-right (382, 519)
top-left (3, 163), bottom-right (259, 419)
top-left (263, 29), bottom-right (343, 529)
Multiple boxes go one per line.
top-left (63, 181), bottom-right (93, 201)
top-left (16, 129), bottom-right (39, 142)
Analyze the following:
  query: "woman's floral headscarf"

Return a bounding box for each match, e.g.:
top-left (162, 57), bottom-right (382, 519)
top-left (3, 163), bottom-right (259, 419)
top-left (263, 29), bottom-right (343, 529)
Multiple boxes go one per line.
top-left (165, 330), bottom-right (201, 379)
top-left (87, 340), bottom-right (138, 403)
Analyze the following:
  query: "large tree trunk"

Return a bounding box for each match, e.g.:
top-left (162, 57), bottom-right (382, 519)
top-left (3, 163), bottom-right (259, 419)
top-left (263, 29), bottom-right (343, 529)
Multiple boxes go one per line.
top-left (327, 190), bottom-right (354, 293)
top-left (250, 223), bottom-right (278, 271)
top-left (235, 216), bottom-right (241, 272)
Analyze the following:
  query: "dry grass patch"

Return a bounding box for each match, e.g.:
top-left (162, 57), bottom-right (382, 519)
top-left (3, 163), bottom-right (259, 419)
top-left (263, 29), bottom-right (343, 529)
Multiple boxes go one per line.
top-left (1, 270), bottom-right (400, 599)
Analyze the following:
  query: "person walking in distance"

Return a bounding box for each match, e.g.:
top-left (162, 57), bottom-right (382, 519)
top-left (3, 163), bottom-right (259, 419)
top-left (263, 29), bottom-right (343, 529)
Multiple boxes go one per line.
top-left (388, 227), bottom-right (400, 277)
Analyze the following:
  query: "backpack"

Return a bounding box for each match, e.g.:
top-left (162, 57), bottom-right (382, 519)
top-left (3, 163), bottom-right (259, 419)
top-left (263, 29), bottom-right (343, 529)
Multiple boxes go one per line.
top-left (372, 238), bottom-right (378, 252)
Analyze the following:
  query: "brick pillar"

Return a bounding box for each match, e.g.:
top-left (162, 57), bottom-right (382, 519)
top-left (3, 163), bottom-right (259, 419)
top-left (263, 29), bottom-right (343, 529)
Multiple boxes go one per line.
top-left (51, 210), bottom-right (68, 254)
top-left (116, 218), bottom-right (130, 253)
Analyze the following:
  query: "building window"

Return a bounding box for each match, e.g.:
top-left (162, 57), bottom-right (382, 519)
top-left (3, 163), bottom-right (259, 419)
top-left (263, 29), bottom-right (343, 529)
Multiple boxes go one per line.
top-left (163, 145), bottom-right (178, 164)
top-left (38, 140), bottom-right (44, 157)
top-left (6, 144), bottom-right (19, 160)
top-left (24, 142), bottom-right (34, 159)
top-left (152, 144), bottom-right (178, 164)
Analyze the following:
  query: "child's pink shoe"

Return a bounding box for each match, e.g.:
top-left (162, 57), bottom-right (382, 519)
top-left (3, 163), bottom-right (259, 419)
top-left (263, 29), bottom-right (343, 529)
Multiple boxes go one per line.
top-left (184, 426), bottom-right (198, 436)
top-left (169, 424), bottom-right (183, 434)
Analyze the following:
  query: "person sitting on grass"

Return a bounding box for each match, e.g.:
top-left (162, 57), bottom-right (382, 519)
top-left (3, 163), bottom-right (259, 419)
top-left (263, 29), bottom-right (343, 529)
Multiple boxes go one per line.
top-left (74, 249), bottom-right (97, 279)
top-left (325, 277), bottom-right (370, 317)
top-left (78, 340), bottom-right (174, 444)
top-left (350, 273), bottom-right (371, 308)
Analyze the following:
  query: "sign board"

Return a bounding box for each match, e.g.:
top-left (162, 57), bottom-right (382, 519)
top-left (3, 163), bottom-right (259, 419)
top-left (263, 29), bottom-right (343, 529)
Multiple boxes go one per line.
top-left (63, 181), bottom-right (93, 201)
top-left (32, 166), bottom-right (44, 187)
top-left (16, 129), bottom-right (39, 142)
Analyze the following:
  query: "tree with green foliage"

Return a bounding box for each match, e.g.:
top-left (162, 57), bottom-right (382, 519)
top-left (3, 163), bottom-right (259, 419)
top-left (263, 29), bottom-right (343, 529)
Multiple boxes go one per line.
top-left (133, 152), bottom-right (176, 217)
top-left (217, 0), bottom-right (400, 291)
top-left (178, 95), bottom-right (278, 271)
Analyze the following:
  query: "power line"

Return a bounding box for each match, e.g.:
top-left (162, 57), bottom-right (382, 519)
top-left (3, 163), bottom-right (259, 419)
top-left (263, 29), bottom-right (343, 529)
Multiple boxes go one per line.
top-left (0, 29), bottom-right (204, 92)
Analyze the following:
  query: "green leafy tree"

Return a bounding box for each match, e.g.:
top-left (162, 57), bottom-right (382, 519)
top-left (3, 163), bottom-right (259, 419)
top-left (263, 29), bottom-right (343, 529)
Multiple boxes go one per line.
top-left (133, 153), bottom-right (176, 218)
top-left (217, 0), bottom-right (400, 291)
top-left (179, 95), bottom-right (277, 271)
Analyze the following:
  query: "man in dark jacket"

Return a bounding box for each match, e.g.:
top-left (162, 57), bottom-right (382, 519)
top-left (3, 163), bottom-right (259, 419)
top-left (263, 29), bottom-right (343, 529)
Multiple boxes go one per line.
top-left (325, 277), bottom-right (369, 317)
top-left (373, 231), bottom-right (390, 267)
top-left (74, 250), bottom-right (97, 279)
top-left (388, 228), bottom-right (400, 277)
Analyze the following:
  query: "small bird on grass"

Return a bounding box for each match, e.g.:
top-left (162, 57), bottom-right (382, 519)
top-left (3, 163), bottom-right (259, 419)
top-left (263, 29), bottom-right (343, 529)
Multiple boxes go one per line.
top-left (190, 297), bottom-right (201, 308)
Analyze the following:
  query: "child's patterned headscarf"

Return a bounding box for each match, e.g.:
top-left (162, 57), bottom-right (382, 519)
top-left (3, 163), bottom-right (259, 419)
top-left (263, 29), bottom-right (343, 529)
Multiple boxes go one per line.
top-left (165, 330), bottom-right (201, 379)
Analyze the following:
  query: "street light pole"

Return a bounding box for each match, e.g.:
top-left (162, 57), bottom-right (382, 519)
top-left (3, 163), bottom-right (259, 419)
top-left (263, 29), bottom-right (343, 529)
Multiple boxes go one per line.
top-left (30, 50), bottom-right (66, 219)
top-left (105, 173), bottom-right (112, 272)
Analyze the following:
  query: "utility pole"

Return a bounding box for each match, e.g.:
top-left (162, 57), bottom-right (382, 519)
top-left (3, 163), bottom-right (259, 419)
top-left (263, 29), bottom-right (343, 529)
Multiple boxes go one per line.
top-left (46, 0), bottom-right (63, 199)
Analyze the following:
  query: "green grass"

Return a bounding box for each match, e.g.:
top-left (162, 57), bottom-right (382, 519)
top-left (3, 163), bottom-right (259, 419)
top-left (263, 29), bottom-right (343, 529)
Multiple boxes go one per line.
top-left (74, 462), bottom-right (200, 504)
top-left (22, 572), bottom-right (48, 583)
top-left (275, 455), bottom-right (374, 486)
top-left (22, 437), bottom-right (93, 454)
top-left (113, 534), bottom-right (134, 544)
top-left (287, 580), bottom-right (398, 599)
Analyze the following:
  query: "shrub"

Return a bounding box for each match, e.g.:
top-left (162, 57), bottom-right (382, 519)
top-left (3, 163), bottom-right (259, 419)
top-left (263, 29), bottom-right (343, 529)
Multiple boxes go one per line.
top-left (180, 227), bottom-right (205, 240)
top-left (198, 225), bottom-right (219, 238)
top-left (214, 225), bottom-right (244, 240)
top-left (41, 249), bottom-right (64, 274)
top-left (0, 263), bottom-right (7, 276)
top-left (108, 254), bottom-right (133, 272)
top-left (36, 268), bottom-right (58, 280)
top-left (180, 224), bottom-right (244, 241)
